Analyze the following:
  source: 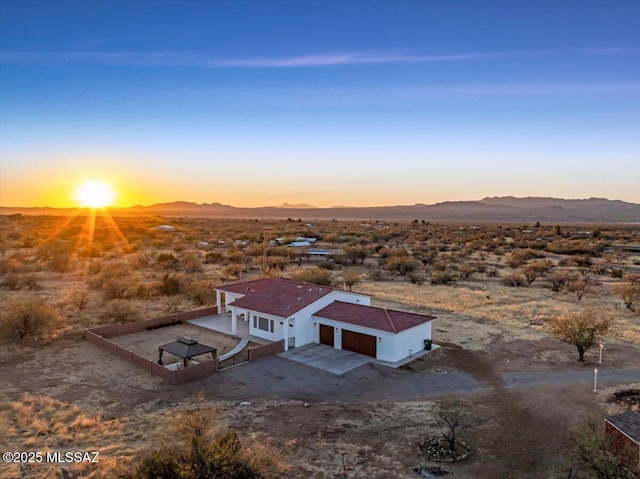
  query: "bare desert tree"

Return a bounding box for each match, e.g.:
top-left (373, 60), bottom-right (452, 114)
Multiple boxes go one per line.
top-left (566, 275), bottom-right (599, 301)
top-left (612, 283), bottom-right (640, 310)
top-left (549, 270), bottom-right (572, 292)
top-left (432, 397), bottom-right (475, 458)
top-left (549, 308), bottom-right (611, 362)
top-left (1, 298), bottom-right (59, 341)
top-left (70, 290), bottom-right (90, 310)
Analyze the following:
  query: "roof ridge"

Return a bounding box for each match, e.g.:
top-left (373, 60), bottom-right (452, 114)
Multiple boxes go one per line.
top-left (383, 308), bottom-right (398, 334)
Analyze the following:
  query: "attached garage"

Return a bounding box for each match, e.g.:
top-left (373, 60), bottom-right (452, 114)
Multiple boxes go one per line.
top-left (319, 324), bottom-right (334, 347)
top-left (313, 301), bottom-right (436, 363)
top-left (341, 329), bottom-right (377, 357)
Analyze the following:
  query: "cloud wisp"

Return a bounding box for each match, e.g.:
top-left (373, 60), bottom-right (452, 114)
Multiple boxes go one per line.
top-left (1, 48), bottom-right (638, 68)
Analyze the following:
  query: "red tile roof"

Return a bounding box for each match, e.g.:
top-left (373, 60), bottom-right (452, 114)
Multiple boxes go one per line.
top-left (215, 278), bottom-right (275, 295)
top-left (313, 301), bottom-right (435, 334)
top-left (218, 278), bottom-right (335, 318)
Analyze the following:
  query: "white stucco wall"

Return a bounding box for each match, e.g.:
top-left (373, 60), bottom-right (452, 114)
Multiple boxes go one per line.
top-left (393, 322), bottom-right (432, 360)
top-left (311, 317), bottom-right (433, 362)
top-left (222, 292), bottom-right (243, 312)
top-left (237, 310), bottom-right (296, 343)
top-left (286, 290), bottom-right (370, 348)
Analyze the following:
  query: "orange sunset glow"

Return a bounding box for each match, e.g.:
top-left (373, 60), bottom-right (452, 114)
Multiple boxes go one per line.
top-left (73, 180), bottom-right (116, 208)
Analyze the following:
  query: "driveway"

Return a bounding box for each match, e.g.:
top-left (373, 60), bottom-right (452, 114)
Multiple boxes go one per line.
top-left (279, 344), bottom-right (373, 374)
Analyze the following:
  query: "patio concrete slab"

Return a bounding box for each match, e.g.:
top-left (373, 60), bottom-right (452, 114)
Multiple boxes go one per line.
top-left (279, 343), bottom-right (442, 375)
top-left (188, 314), bottom-right (270, 345)
top-left (279, 343), bottom-right (372, 375)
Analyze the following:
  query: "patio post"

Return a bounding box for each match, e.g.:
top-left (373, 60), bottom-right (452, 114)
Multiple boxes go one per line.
top-left (231, 309), bottom-right (238, 335)
top-left (283, 318), bottom-right (289, 351)
top-left (215, 290), bottom-right (222, 313)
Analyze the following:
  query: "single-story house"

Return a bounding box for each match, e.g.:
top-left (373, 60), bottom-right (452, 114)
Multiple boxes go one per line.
top-left (288, 241), bottom-right (311, 248)
top-left (214, 278), bottom-right (435, 363)
top-left (605, 411), bottom-right (640, 469)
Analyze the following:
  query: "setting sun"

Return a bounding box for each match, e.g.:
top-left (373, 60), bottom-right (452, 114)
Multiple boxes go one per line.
top-left (74, 180), bottom-right (116, 208)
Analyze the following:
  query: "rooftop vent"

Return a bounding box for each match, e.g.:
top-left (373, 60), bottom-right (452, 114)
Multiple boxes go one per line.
top-left (178, 337), bottom-right (198, 345)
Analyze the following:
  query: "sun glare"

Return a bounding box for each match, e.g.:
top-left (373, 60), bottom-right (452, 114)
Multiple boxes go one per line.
top-left (74, 180), bottom-right (116, 208)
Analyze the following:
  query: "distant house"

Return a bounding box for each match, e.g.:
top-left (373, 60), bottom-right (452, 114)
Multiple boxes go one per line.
top-left (214, 278), bottom-right (435, 362)
top-left (288, 241), bottom-right (311, 248)
top-left (605, 411), bottom-right (640, 469)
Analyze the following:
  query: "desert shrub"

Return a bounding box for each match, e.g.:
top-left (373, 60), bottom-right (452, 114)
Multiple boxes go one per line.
top-left (574, 256), bottom-right (593, 268)
top-left (1, 298), bottom-right (59, 341)
top-left (157, 273), bottom-right (183, 296)
top-left (21, 273), bottom-right (41, 290)
top-left (626, 272), bottom-right (640, 285)
top-left (384, 256), bottom-right (419, 276)
top-left (430, 270), bottom-right (458, 285)
top-left (341, 270), bottom-right (362, 291)
top-left (459, 263), bottom-right (479, 279)
top-left (164, 297), bottom-right (182, 313)
top-left (612, 283), bottom-right (640, 310)
top-left (128, 397), bottom-right (287, 479)
top-left (522, 261), bottom-right (551, 285)
top-left (293, 267), bottom-right (333, 286)
top-left (191, 281), bottom-right (215, 305)
top-left (70, 290), bottom-right (90, 310)
top-left (105, 299), bottom-right (140, 323)
top-left (502, 270), bottom-right (527, 287)
top-left (317, 261), bottom-right (338, 270)
top-left (156, 252), bottom-right (179, 270)
top-left (103, 278), bottom-right (135, 300)
top-left (610, 268), bottom-right (624, 279)
top-left (265, 256), bottom-right (288, 272)
top-left (180, 252), bottom-right (204, 274)
top-left (368, 267), bottom-right (385, 281)
top-left (205, 251), bottom-right (223, 264)
top-left (590, 263), bottom-right (609, 275)
top-left (1, 273), bottom-right (22, 290)
top-left (408, 270), bottom-right (426, 285)
top-left (48, 251), bottom-right (71, 272)
top-left (549, 270), bottom-right (572, 292)
top-left (222, 264), bottom-right (244, 280)
top-left (506, 248), bottom-right (540, 268)
top-left (573, 416), bottom-right (638, 479)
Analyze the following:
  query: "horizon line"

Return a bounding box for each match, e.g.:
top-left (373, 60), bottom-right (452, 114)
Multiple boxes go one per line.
top-left (1, 195), bottom-right (638, 211)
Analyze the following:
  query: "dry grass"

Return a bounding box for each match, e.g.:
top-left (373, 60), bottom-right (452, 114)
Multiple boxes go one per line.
top-left (358, 279), bottom-right (640, 347)
top-left (0, 393), bottom-right (125, 478)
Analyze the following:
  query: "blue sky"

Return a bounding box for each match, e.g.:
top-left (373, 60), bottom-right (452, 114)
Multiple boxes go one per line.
top-left (1, 0), bottom-right (639, 208)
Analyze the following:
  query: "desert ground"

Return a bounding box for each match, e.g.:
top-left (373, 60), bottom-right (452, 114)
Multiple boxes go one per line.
top-left (1, 215), bottom-right (639, 478)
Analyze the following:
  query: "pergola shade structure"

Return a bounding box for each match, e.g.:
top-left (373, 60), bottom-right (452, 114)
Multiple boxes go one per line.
top-left (158, 337), bottom-right (217, 368)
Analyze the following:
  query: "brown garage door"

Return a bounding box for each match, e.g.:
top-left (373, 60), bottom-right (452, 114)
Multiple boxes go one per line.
top-left (342, 330), bottom-right (377, 358)
top-left (319, 324), bottom-right (334, 347)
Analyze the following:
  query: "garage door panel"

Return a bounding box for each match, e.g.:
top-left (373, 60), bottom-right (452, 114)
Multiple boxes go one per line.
top-left (342, 330), bottom-right (376, 357)
top-left (319, 324), bottom-right (334, 347)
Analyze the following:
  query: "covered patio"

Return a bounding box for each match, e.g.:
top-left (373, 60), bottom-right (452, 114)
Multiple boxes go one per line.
top-left (188, 313), bottom-right (271, 344)
top-left (158, 336), bottom-right (217, 369)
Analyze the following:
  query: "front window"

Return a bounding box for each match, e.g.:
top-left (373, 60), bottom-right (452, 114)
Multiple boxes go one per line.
top-left (255, 316), bottom-right (274, 333)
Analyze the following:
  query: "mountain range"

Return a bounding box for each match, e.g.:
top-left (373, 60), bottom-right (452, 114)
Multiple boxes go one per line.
top-left (2, 197), bottom-right (639, 223)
